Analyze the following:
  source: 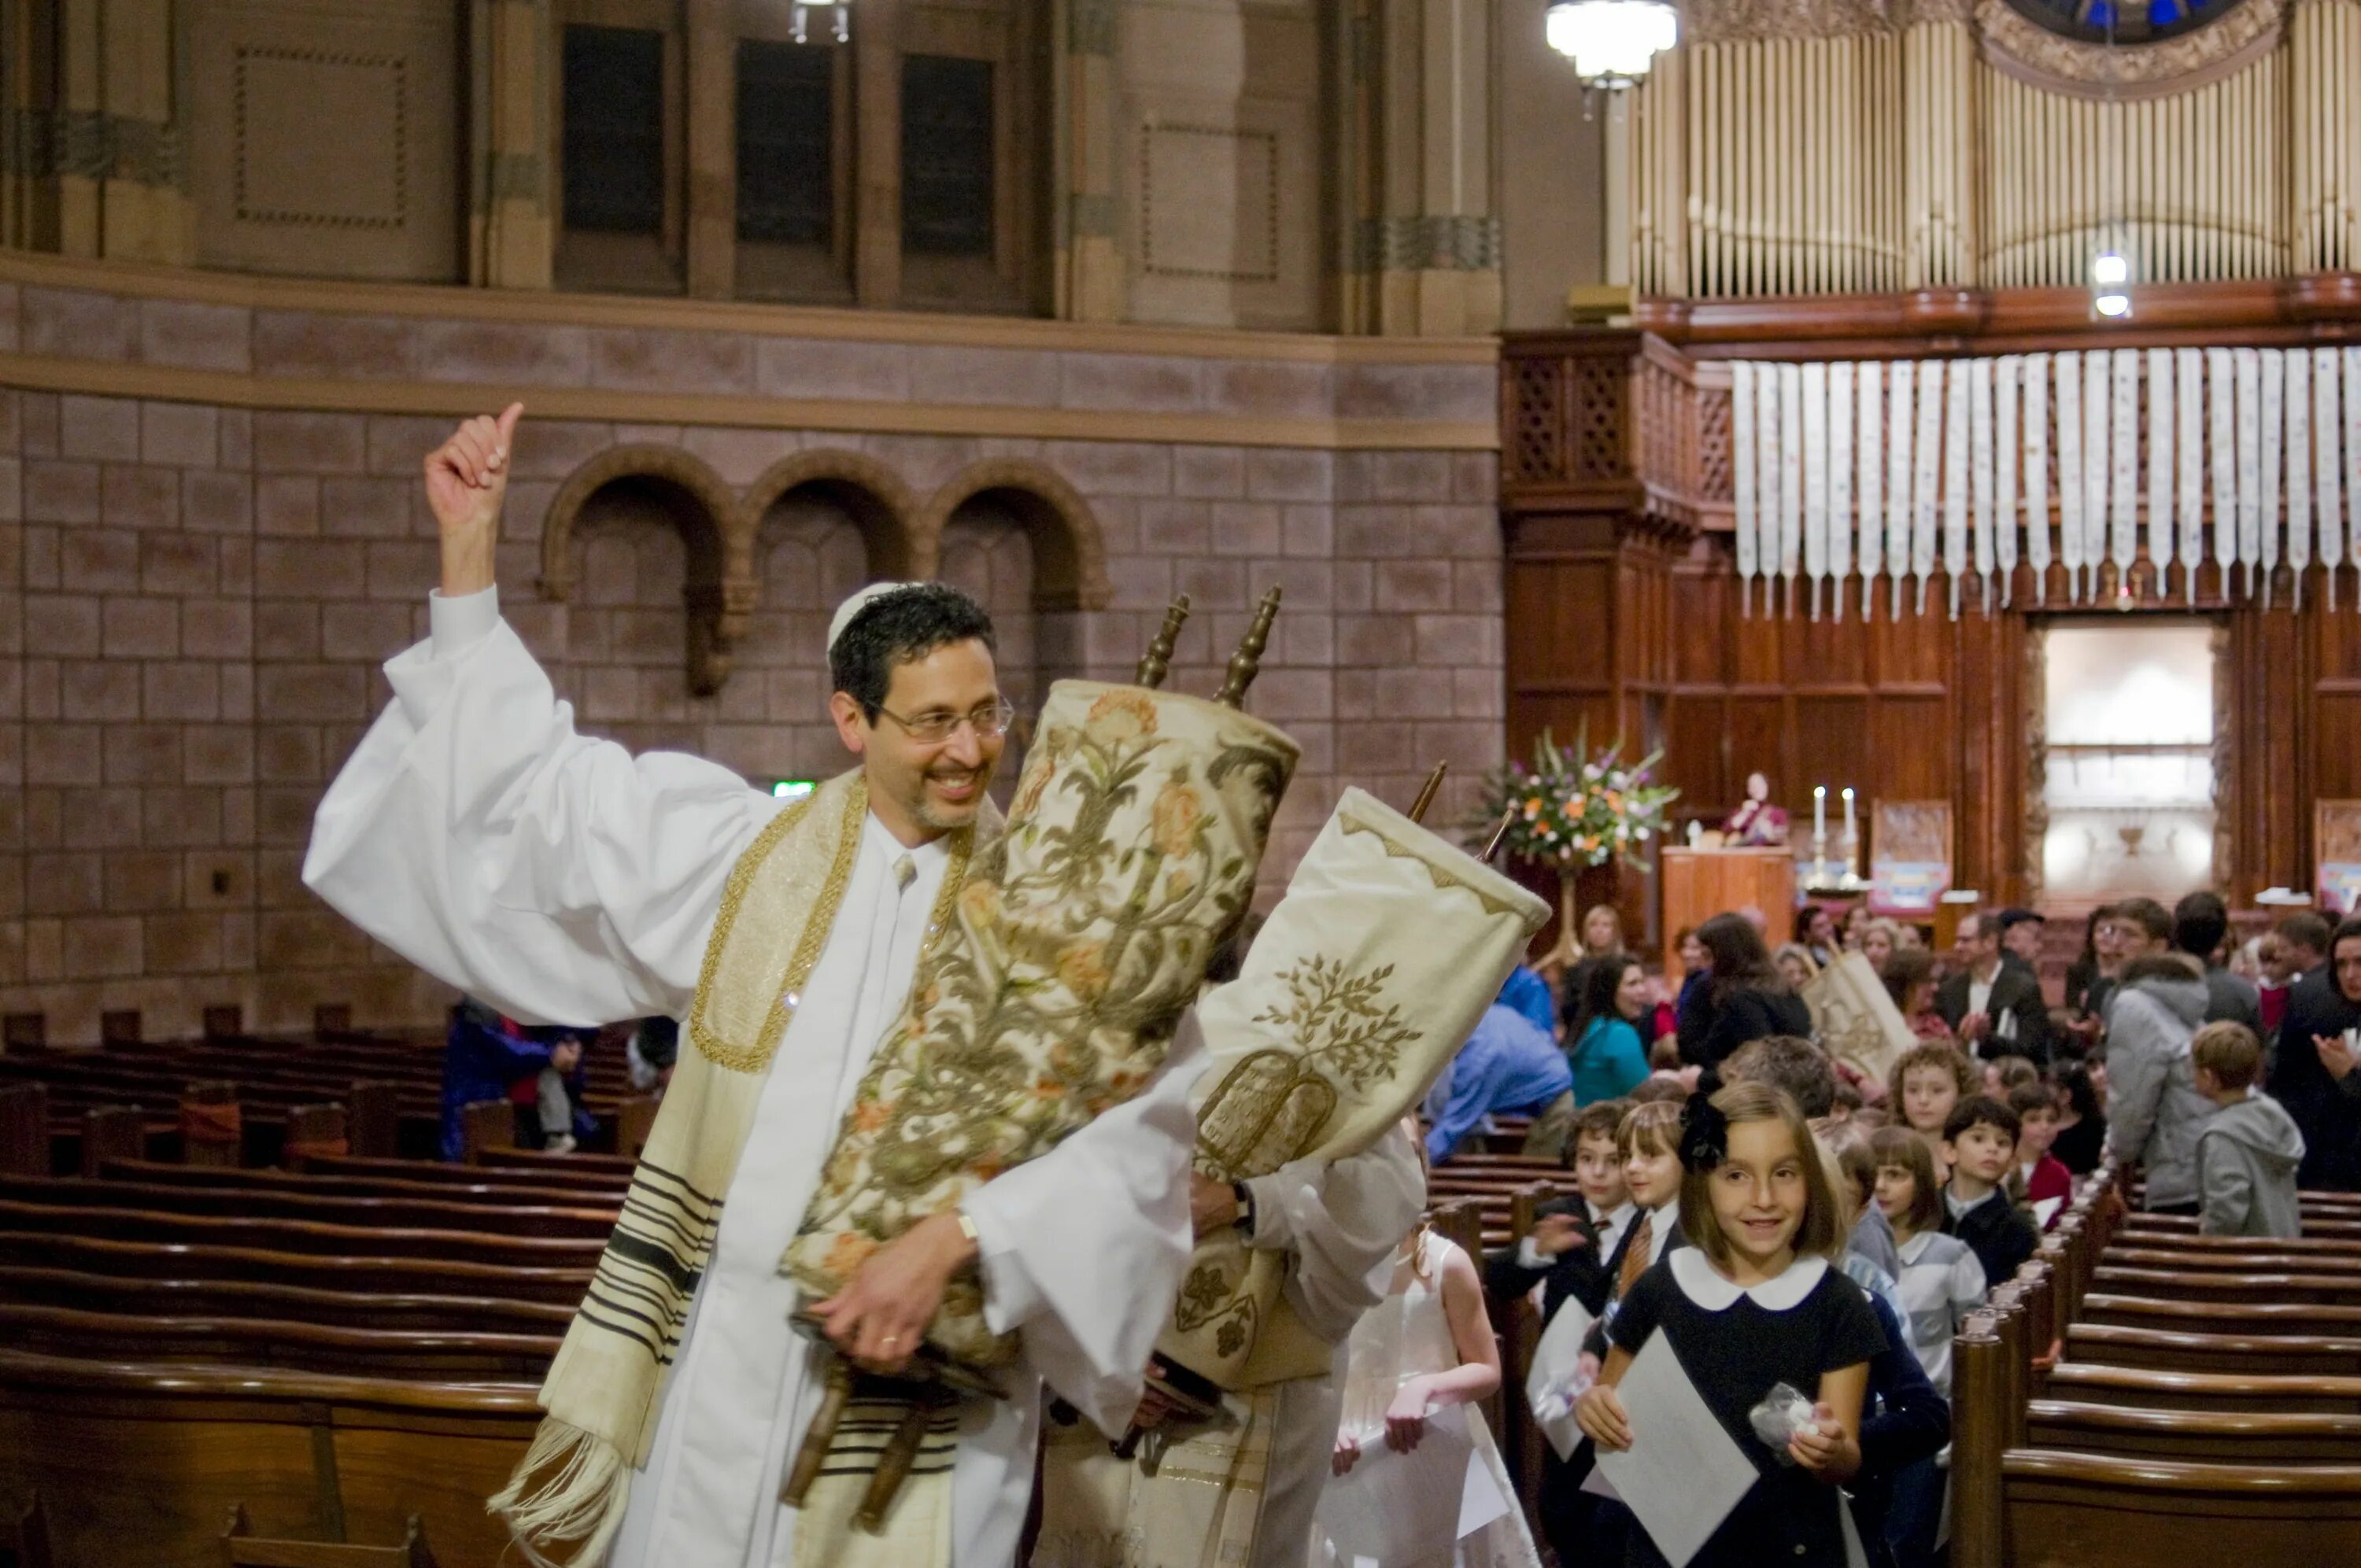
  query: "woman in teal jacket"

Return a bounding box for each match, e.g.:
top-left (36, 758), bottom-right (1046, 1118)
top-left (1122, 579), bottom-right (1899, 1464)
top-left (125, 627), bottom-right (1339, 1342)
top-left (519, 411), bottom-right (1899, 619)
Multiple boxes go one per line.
top-left (1562, 952), bottom-right (1652, 1105)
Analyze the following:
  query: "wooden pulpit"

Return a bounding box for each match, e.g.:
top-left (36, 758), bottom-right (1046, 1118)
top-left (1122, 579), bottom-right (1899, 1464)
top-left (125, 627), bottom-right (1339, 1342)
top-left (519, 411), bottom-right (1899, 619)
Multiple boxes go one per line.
top-left (1660, 847), bottom-right (1796, 978)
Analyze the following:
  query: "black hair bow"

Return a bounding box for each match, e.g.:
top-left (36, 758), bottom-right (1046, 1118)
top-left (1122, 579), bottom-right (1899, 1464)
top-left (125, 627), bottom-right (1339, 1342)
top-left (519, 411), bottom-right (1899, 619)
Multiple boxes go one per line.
top-left (1678, 1095), bottom-right (1729, 1174)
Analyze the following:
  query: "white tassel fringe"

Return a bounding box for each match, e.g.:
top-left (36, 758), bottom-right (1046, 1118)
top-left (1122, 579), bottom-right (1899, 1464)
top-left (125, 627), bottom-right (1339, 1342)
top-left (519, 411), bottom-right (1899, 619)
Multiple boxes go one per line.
top-left (487, 1418), bottom-right (632, 1568)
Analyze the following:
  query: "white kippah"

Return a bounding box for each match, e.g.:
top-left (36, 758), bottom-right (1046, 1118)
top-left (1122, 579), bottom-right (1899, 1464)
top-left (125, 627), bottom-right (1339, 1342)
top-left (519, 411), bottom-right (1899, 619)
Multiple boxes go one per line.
top-left (826, 581), bottom-right (921, 657)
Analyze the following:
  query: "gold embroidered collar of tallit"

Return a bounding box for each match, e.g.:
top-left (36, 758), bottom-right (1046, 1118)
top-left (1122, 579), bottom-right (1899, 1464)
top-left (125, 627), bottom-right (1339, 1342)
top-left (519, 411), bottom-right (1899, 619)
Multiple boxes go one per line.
top-left (689, 773), bottom-right (974, 1075)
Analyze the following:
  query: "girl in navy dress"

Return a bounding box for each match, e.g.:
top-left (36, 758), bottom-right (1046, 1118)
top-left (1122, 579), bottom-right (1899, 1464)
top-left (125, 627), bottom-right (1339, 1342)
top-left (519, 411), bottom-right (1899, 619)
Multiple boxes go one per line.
top-left (1574, 1081), bottom-right (1886, 1566)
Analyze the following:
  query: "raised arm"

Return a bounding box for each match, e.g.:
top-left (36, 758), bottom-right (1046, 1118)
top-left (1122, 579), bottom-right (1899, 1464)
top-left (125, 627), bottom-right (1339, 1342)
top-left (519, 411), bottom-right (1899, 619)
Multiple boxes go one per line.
top-left (301, 408), bottom-right (781, 1025)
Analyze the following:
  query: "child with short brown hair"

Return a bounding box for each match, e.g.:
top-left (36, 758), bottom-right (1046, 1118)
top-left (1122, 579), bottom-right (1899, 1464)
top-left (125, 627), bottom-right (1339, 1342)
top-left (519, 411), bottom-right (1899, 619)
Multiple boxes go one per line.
top-left (2192, 1021), bottom-right (2307, 1239)
top-left (2005, 1082), bottom-right (2072, 1223)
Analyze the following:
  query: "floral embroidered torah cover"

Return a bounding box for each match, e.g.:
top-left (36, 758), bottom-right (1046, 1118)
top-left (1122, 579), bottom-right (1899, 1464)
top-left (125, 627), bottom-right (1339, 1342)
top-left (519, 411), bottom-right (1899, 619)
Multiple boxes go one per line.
top-left (1162, 787), bottom-right (1549, 1389)
top-left (785, 681), bottom-right (1299, 1369)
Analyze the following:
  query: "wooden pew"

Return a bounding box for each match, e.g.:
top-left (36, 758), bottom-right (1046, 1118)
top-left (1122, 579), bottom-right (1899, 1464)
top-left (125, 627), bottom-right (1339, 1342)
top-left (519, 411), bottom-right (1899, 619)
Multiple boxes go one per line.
top-left (0, 1175), bottom-right (622, 1241)
top-left (0, 1264), bottom-right (573, 1336)
top-left (0, 1230), bottom-right (593, 1308)
top-left (221, 1503), bottom-right (438, 1567)
top-left (0, 1304), bottom-right (558, 1380)
top-left (0, 1349), bottom-right (534, 1568)
top-left (0, 1197), bottom-right (607, 1268)
top-left (1997, 1451), bottom-right (2361, 1566)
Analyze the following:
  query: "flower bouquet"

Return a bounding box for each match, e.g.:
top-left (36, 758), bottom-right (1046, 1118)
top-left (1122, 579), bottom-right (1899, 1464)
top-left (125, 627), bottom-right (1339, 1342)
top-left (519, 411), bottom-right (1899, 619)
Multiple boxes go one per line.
top-left (1466, 724), bottom-right (1679, 965)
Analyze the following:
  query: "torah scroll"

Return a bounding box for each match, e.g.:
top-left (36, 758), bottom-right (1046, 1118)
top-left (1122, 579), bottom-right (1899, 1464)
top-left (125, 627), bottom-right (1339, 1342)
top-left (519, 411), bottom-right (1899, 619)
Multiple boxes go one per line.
top-left (1157, 787), bottom-right (1549, 1390)
top-left (785, 680), bottom-right (1299, 1371)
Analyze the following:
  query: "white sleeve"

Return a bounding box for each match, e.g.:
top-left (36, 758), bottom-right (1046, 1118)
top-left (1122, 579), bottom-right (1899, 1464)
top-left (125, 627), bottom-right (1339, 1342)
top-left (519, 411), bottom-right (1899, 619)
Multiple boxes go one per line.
top-left (964, 1013), bottom-right (1202, 1434)
top-left (1243, 1124), bottom-right (1426, 1345)
top-left (301, 587), bottom-right (781, 1026)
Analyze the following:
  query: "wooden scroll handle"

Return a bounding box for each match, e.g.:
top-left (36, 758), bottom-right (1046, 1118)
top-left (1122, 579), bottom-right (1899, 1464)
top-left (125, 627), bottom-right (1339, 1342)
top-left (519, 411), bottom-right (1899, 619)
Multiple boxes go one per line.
top-left (1214, 586), bottom-right (1283, 707)
top-left (1135, 594), bottom-right (1192, 689)
top-left (1407, 762), bottom-right (1448, 825)
top-left (1110, 1355), bottom-right (1225, 1459)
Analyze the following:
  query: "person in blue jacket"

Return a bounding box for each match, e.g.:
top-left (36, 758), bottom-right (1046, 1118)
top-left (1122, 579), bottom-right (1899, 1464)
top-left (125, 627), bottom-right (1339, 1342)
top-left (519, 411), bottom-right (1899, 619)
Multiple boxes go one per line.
top-left (438, 999), bottom-right (596, 1160)
top-left (1496, 962), bottom-right (1558, 1036)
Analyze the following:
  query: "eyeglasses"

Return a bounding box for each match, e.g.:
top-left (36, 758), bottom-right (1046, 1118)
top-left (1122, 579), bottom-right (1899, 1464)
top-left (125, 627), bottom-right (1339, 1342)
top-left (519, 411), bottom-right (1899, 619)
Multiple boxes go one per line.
top-left (873, 700), bottom-right (1019, 745)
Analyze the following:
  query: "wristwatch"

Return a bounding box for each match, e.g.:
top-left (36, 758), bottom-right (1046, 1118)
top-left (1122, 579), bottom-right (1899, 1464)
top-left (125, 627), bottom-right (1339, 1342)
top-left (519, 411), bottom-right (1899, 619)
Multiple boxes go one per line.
top-left (1231, 1181), bottom-right (1256, 1234)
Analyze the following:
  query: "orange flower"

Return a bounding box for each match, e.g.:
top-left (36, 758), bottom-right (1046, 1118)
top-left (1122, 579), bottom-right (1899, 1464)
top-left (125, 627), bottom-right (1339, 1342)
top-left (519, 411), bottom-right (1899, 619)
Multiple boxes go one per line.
top-left (1085, 688), bottom-right (1158, 743)
top-left (852, 1100), bottom-right (891, 1132)
top-left (823, 1231), bottom-right (879, 1278)
top-left (1151, 780), bottom-right (1203, 859)
top-left (958, 880), bottom-right (1003, 929)
top-left (1057, 941), bottom-right (1112, 1002)
top-left (1011, 760), bottom-right (1054, 818)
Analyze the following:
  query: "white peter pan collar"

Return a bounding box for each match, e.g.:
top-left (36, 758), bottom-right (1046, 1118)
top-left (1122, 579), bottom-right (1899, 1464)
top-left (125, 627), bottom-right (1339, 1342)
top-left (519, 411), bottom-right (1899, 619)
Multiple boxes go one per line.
top-left (1669, 1248), bottom-right (1827, 1311)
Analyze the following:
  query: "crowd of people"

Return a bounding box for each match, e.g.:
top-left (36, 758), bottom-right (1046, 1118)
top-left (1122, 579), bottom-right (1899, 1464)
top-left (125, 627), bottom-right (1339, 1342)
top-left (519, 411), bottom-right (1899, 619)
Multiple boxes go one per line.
top-left (1407, 889), bottom-right (2351, 1568)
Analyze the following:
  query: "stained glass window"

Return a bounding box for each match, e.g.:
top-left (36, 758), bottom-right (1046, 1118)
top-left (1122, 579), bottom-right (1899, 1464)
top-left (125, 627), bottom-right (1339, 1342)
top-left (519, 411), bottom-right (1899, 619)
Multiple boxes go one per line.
top-left (2002, 0), bottom-right (2244, 45)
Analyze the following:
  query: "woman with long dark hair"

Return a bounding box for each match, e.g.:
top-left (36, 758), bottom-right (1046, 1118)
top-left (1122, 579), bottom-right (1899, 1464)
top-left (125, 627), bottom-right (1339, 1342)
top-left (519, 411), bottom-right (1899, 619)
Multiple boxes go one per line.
top-left (2048, 1059), bottom-right (2109, 1176)
top-left (1562, 953), bottom-right (1652, 1105)
top-left (1676, 911), bottom-right (1814, 1069)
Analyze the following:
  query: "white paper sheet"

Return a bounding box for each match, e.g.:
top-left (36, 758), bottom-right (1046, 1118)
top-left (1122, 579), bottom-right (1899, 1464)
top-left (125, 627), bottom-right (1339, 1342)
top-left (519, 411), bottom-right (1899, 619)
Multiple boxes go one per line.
top-left (1526, 1298), bottom-right (1600, 1462)
top-left (1317, 1404), bottom-right (1507, 1564)
top-left (1594, 1332), bottom-right (1761, 1568)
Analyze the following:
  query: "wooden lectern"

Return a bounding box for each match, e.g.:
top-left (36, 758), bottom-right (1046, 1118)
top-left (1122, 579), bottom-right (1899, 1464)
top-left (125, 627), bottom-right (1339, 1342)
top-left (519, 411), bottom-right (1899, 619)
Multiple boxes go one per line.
top-left (1661, 847), bottom-right (1796, 980)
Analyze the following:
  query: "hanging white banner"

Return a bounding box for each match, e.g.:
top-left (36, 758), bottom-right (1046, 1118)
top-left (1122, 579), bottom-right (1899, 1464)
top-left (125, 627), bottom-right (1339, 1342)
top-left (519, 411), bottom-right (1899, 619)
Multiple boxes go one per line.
top-left (2177, 348), bottom-right (2204, 604)
top-left (2056, 352), bottom-right (2085, 602)
top-left (1971, 358), bottom-right (1996, 615)
top-left (1857, 361), bottom-right (1883, 618)
top-left (1731, 361), bottom-right (1758, 616)
top-left (1945, 360), bottom-right (1971, 619)
top-left (2260, 349), bottom-right (2284, 607)
top-left (2288, 348), bottom-right (2312, 609)
top-left (1757, 357), bottom-right (1782, 620)
top-left (1912, 360), bottom-right (1943, 614)
top-left (1830, 362), bottom-right (1854, 622)
top-left (2236, 348), bottom-right (2263, 596)
top-left (1995, 356), bottom-right (2020, 608)
top-left (2106, 349), bottom-right (2136, 590)
top-left (2147, 346), bottom-right (2175, 595)
top-left (2024, 352), bottom-right (2051, 604)
top-left (2211, 348), bottom-right (2239, 593)
top-left (1887, 358), bottom-right (1914, 618)
top-left (1803, 362), bottom-right (1830, 621)
top-left (1779, 362), bottom-right (1805, 614)
top-left (2319, 347), bottom-right (2344, 611)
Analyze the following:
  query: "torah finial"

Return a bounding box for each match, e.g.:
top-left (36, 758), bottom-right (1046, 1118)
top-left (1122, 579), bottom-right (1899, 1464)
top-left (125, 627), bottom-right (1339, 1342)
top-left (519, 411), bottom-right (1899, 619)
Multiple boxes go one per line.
top-left (1407, 762), bottom-right (1448, 825)
top-left (1214, 585), bottom-right (1283, 708)
top-left (1134, 594), bottom-right (1192, 689)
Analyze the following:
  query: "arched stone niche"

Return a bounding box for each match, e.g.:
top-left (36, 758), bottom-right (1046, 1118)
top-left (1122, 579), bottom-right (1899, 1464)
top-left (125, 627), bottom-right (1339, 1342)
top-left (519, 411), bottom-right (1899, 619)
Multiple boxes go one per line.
top-left (539, 446), bottom-right (745, 695)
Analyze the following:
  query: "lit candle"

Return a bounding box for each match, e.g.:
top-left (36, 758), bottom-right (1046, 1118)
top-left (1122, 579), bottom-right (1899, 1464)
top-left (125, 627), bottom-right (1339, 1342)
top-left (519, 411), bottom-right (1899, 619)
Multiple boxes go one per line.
top-left (1814, 785), bottom-right (1827, 843)
top-left (1842, 787), bottom-right (1856, 844)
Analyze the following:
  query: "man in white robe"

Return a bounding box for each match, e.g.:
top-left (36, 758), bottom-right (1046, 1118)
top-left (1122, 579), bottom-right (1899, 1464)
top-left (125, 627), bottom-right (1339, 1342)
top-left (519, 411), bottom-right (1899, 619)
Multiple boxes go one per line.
top-left (302, 405), bottom-right (1200, 1566)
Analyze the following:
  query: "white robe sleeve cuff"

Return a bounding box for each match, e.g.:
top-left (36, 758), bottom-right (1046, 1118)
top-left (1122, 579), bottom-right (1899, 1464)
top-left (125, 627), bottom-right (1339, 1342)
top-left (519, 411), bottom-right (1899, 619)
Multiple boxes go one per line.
top-left (429, 584), bottom-right (501, 657)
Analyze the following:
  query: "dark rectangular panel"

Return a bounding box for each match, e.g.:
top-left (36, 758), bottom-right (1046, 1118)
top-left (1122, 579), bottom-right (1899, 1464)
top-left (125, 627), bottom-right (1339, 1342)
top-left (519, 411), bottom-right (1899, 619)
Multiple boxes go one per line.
top-left (900, 54), bottom-right (994, 256)
top-left (563, 25), bottom-right (665, 234)
top-left (737, 40), bottom-right (833, 245)
top-left (1870, 696), bottom-right (1953, 800)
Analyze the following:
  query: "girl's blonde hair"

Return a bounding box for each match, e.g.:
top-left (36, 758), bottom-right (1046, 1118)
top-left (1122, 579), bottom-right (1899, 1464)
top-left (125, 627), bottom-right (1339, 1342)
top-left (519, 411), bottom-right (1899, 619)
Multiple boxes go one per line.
top-left (1617, 1098), bottom-right (1684, 1160)
top-left (1868, 1125), bottom-right (1943, 1234)
top-left (1677, 1081), bottom-right (1846, 1269)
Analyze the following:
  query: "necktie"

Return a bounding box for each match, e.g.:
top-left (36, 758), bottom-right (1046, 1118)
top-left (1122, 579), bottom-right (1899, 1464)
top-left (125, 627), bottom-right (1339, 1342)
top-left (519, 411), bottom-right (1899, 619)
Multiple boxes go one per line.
top-left (892, 853), bottom-right (917, 892)
top-left (1616, 1212), bottom-right (1655, 1301)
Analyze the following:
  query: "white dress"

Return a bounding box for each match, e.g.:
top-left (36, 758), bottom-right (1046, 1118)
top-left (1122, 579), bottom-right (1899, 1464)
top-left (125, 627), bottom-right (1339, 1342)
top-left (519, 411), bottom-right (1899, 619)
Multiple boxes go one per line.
top-left (1318, 1234), bottom-right (1542, 1568)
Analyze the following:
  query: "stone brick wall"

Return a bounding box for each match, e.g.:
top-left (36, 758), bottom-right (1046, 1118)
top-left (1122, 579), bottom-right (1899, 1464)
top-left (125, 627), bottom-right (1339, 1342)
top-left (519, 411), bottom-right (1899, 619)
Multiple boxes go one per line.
top-left (0, 266), bottom-right (1504, 1042)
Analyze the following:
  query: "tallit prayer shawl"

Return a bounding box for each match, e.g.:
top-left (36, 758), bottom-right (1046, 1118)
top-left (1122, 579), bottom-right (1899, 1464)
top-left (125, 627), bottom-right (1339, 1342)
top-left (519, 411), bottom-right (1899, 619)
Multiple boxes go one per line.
top-left (786, 681), bottom-right (1299, 1369)
top-left (490, 769), bottom-right (983, 1567)
top-left (1035, 789), bottom-right (1546, 1567)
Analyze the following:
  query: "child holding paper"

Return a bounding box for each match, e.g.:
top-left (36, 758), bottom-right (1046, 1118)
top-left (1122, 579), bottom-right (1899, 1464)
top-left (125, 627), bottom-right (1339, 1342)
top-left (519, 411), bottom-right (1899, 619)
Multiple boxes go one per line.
top-left (1575, 1082), bottom-right (1886, 1567)
top-left (1321, 1216), bottom-right (1543, 1568)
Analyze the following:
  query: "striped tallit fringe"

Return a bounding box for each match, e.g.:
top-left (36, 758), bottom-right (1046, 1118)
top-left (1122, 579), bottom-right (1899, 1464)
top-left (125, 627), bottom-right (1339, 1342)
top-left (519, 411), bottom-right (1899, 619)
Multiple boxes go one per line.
top-left (569, 1157), bottom-right (719, 1367)
top-left (485, 1418), bottom-right (630, 1568)
top-left (789, 1396), bottom-right (960, 1568)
